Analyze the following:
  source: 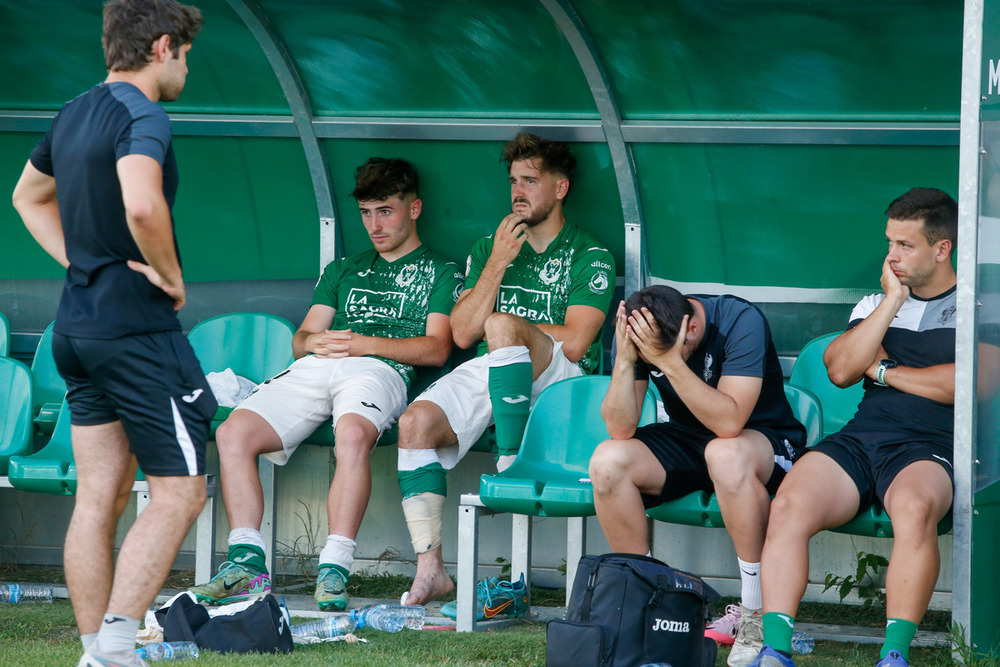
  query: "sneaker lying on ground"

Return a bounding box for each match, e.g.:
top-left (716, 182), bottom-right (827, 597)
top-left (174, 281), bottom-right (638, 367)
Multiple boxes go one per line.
top-left (314, 565), bottom-right (349, 611)
top-left (188, 560), bottom-right (271, 605)
top-left (706, 603), bottom-right (742, 646)
top-left (78, 648), bottom-right (149, 667)
top-left (749, 645), bottom-right (796, 667)
top-left (440, 573), bottom-right (529, 621)
top-left (875, 651), bottom-right (909, 667)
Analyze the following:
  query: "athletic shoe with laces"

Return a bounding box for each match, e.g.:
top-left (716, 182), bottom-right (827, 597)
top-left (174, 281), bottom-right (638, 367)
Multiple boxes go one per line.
top-left (314, 565), bottom-right (349, 611)
top-left (748, 645), bottom-right (796, 667)
top-left (188, 560), bottom-right (270, 605)
top-left (875, 650), bottom-right (909, 667)
top-left (727, 605), bottom-right (763, 667)
top-left (77, 648), bottom-right (149, 667)
top-left (706, 603), bottom-right (742, 646)
top-left (439, 573), bottom-right (529, 621)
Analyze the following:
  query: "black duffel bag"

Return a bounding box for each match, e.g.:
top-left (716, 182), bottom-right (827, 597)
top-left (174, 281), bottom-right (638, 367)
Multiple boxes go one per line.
top-left (546, 553), bottom-right (719, 667)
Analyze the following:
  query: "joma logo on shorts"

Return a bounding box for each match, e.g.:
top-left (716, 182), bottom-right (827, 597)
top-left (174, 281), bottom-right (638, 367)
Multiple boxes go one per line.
top-left (651, 618), bottom-right (690, 632)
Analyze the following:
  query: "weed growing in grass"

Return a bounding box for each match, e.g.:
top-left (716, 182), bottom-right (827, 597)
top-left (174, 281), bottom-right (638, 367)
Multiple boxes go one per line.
top-left (276, 499), bottom-right (323, 581)
top-left (823, 550), bottom-right (888, 608)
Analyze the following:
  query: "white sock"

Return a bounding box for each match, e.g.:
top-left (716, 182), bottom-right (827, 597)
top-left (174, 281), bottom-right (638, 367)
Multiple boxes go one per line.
top-left (95, 614), bottom-right (141, 654)
top-left (81, 632), bottom-right (98, 651)
top-left (738, 557), bottom-right (762, 610)
top-left (228, 527), bottom-right (266, 551)
top-left (319, 534), bottom-right (357, 572)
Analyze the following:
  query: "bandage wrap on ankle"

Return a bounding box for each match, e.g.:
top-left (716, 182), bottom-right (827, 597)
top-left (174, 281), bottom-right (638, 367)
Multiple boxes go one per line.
top-left (402, 492), bottom-right (445, 553)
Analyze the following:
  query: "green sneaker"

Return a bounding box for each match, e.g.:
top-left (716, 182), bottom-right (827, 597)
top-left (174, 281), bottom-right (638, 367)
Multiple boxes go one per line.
top-left (188, 560), bottom-right (271, 605)
top-left (440, 573), bottom-right (528, 621)
top-left (314, 565), bottom-right (349, 611)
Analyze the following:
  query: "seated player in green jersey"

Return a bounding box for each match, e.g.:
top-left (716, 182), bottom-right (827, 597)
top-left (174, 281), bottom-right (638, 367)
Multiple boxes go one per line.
top-left (396, 133), bottom-right (616, 608)
top-left (189, 158), bottom-right (464, 611)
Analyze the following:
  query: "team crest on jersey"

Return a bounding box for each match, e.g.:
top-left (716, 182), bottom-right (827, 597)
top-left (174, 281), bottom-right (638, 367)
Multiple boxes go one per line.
top-left (589, 271), bottom-right (609, 294)
top-left (395, 263), bottom-right (418, 287)
top-left (346, 288), bottom-right (406, 320)
top-left (939, 305), bottom-right (956, 325)
top-left (539, 257), bottom-right (563, 285)
top-left (703, 353), bottom-right (714, 382)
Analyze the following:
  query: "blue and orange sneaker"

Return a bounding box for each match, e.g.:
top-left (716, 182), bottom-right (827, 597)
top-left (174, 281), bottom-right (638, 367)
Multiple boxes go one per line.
top-left (749, 645), bottom-right (796, 667)
top-left (440, 573), bottom-right (529, 621)
top-left (188, 560), bottom-right (271, 605)
top-left (876, 651), bottom-right (909, 667)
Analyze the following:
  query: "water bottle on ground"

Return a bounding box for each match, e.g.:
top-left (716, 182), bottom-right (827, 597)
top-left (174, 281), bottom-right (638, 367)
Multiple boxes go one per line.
top-left (351, 604), bottom-right (425, 632)
top-left (791, 630), bottom-right (815, 654)
top-left (135, 641), bottom-right (200, 661)
top-left (639, 663), bottom-right (673, 666)
top-left (290, 614), bottom-right (358, 639)
top-left (0, 583), bottom-right (54, 603)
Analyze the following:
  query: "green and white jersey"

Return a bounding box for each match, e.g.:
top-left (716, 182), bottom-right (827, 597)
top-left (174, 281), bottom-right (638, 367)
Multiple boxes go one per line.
top-left (312, 245), bottom-right (464, 387)
top-left (464, 222), bottom-right (615, 374)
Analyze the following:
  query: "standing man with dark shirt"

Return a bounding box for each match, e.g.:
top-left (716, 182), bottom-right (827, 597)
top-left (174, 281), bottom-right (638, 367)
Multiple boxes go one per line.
top-left (752, 188), bottom-right (958, 667)
top-left (12, 2), bottom-right (210, 666)
top-left (590, 285), bottom-right (806, 667)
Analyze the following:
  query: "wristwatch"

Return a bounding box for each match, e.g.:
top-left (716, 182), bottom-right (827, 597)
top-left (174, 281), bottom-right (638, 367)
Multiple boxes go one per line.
top-left (875, 359), bottom-right (898, 387)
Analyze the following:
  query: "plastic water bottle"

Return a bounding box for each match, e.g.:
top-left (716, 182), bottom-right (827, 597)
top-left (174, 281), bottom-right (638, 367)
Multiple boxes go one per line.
top-left (351, 604), bottom-right (425, 632)
top-left (290, 614), bottom-right (358, 639)
top-left (135, 641), bottom-right (200, 661)
top-left (639, 663), bottom-right (673, 667)
top-left (0, 583), bottom-right (54, 603)
top-left (791, 630), bottom-right (815, 654)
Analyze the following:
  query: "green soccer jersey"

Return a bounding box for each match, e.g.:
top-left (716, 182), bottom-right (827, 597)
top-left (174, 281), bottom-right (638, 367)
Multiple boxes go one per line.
top-left (311, 245), bottom-right (464, 386)
top-left (464, 222), bottom-right (615, 374)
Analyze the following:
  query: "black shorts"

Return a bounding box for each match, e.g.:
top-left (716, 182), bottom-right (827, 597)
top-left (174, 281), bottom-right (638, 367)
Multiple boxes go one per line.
top-left (52, 330), bottom-right (217, 476)
top-left (633, 421), bottom-right (800, 509)
top-left (807, 426), bottom-right (954, 515)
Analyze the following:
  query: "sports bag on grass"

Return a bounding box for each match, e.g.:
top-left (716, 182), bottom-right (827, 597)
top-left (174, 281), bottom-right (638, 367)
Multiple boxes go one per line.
top-left (156, 593), bottom-right (293, 654)
top-left (546, 553), bottom-right (719, 667)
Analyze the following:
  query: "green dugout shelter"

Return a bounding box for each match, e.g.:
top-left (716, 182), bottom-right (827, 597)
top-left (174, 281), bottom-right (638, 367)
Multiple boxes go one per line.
top-left (2, 0), bottom-right (999, 656)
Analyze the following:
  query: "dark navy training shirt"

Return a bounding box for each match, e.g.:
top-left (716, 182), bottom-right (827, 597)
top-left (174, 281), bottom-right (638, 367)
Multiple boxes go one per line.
top-left (30, 81), bottom-right (181, 339)
top-left (637, 294), bottom-right (806, 446)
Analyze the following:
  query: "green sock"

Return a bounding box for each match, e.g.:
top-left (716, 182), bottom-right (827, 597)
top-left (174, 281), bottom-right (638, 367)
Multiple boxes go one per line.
top-left (489, 351), bottom-right (533, 457)
top-left (228, 543), bottom-right (267, 574)
top-left (398, 462), bottom-right (448, 498)
top-left (762, 612), bottom-right (796, 654)
top-left (881, 618), bottom-right (918, 660)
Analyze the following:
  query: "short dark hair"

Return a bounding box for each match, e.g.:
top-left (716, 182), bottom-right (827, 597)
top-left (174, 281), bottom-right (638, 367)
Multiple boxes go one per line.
top-left (351, 158), bottom-right (420, 202)
top-left (103, 0), bottom-right (203, 72)
top-left (624, 285), bottom-right (694, 348)
top-left (885, 187), bottom-right (958, 250)
top-left (501, 133), bottom-right (576, 187)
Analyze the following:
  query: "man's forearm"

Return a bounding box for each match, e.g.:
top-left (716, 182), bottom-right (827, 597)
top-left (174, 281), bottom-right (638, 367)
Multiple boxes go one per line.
top-left (601, 363), bottom-right (642, 439)
top-left (878, 363), bottom-right (955, 404)
top-left (357, 334), bottom-right (451, 367)
top-left (450, 260), bottom-right (506, 347)
top-left (19, 201), bottom-right (68, 268)
top-left (825, 298), bottom-right (903, 387)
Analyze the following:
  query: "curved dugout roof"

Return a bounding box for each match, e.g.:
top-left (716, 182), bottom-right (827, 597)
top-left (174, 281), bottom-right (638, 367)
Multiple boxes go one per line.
top-left (0, 0), bottom-right (963, 352)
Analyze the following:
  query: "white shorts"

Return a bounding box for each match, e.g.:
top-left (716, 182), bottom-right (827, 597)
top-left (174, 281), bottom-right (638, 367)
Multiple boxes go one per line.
top-left (413, 336), bottom-right (583, 469)
top-left (236, 355), bottom-right (408, 465)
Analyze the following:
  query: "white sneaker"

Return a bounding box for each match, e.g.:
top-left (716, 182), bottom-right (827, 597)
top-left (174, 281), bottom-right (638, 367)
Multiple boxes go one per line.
top-left (706, 603), bottom-right (741, 646)
top-left (78, 648), bottom-right (150, 667)
top-left (727, 605), bottom-right (763, 667)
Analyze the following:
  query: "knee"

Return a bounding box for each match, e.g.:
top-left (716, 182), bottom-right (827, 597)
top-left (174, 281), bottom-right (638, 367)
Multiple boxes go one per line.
top-left (334, 424), bottom-right (375, 463)
top-left (764, 489), bottom-right (814, 541)
top-left (704, 438), bottom-right (752, 490)
top-left (216, 417), bottom-right (260, 458)
top-left (588, 440), bottom-right (631, 494)
top-left (484, 312), bottom-right (525, 347)
top-left (886, 490), bottom-right (944, 534)
top-left (398, 404), bottom-right (434, 449)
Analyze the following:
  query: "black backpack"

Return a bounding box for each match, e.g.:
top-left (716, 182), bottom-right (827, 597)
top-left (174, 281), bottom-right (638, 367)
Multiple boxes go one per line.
top-left (546, 553), bottom-right (719, 667)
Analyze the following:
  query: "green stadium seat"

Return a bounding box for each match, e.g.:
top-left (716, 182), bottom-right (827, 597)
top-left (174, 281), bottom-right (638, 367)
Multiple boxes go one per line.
top-left (456, 375), bottom-right (657, 631)
top-left (30, 321), bottom-right (67, 435)
top-left (0, 312), bottom-right (10, 357)
top-left (788, 331), bottom-right (864, 439)
top-left (645, 384), bottom-right (823, 527)
top-left (0, 358), bottom-right (34, 475)
top-left (187, 312), bottom-right (296, 436)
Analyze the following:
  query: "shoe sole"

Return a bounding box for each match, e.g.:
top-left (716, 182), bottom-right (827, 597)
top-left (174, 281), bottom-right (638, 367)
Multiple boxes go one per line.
top-left (193, 589), bottom-right (270, 605)
top-left (316, 598), bottom-right (348, 611)
top-left (705, 628), bottom-right (737, 646)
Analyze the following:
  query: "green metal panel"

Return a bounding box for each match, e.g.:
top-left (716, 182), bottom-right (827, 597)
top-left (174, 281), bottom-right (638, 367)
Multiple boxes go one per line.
top-left (322, 139), bottom-right (624, 267)
top-left (263, 0), bottom-right (597, 119)
top-left (634, 143), bottom-right (958, 289)
top-left (574, 0), bottom-right (962, 121)
top-left (0, 0), bottom-right (289, 113)
top-left (171, 137), bottom-right (318, 281)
